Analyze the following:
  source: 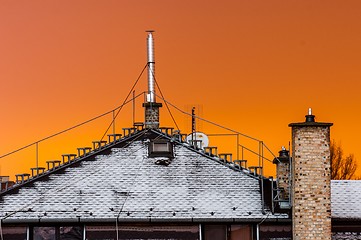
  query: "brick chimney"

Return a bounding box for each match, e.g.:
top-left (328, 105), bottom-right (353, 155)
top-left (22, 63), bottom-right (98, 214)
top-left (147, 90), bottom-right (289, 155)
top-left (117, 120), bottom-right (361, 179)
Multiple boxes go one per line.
top-left (143, 102), bottom-right (162, 129)
top-left (273, 147), bottom-right (291, 201)
top-left (289, 108), bottom-right (333, 240)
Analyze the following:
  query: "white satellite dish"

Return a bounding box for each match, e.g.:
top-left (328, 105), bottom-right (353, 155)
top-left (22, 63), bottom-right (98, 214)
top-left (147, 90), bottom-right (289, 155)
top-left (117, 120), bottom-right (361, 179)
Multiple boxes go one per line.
top-left (186, 132), bottom-right (209, 148)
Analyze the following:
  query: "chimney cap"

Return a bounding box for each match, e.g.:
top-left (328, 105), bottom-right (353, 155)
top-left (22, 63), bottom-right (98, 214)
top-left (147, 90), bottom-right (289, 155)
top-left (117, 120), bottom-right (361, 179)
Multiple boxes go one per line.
top-left (273, 147), bottom-right (290, 164)
top-left (289, 108), bottom-right (333, 128)
top-left (305, 107), bottom-right (315, 123)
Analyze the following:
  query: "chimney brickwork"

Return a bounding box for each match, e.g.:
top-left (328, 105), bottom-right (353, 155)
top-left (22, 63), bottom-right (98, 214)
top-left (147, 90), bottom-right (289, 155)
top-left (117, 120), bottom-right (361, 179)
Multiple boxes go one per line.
top-left (274, 149), bottom-right (290, 200)
top-left (143, 102), bottom-right (162, 129)
top-left (289, 111), bottom-right (333, 240)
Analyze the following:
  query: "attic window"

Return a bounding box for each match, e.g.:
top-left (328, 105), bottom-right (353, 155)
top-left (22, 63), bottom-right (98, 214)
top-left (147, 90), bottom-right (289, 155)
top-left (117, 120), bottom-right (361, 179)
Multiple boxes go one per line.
top-left (154, 142), bottom-right (169, 152)
top-left (148, 140), bottom-right (173, 158)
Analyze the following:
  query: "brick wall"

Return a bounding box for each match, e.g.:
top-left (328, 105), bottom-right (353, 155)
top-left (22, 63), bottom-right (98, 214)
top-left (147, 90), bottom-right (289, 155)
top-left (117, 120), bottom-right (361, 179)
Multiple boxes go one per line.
top-left (290, 118), bottom-right (332, 240)
top-left (276, 160), bottom-right (290, 200)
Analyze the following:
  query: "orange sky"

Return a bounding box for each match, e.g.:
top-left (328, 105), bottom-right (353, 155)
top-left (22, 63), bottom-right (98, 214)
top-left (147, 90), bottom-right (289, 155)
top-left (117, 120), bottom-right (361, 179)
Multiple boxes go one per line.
top-left (1, 1), bottom-right (361, 178)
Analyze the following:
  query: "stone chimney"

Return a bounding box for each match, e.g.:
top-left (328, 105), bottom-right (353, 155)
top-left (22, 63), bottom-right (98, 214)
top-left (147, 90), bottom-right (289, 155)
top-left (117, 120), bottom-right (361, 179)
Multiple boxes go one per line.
top-left (273, 147), bottom-right (291, 201)
top-left (143, 102), bottom-right (162, 129)
top-left (289, 108), bottom-right (333, 240)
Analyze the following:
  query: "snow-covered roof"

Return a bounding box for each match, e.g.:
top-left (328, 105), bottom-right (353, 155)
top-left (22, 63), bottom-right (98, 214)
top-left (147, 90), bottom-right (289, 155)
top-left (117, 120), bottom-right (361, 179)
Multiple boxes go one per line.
top-left (0, 130), bottom-right (288, 223)
top-left (331, 180), bottom-right (361, 220)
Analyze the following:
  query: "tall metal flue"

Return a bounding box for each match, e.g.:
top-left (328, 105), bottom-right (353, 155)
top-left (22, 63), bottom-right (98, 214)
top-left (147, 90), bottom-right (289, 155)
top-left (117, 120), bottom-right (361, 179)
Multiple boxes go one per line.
top-left (143, 31), bottom-right (162, 129)
top-left (147, 30), bottom-right (155, 103)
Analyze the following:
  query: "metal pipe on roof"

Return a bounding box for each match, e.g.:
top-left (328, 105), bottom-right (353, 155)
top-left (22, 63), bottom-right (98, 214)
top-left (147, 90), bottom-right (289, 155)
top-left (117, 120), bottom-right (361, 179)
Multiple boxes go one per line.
top-left (27, 226), bottom-right (30, 240)
top-left (146, 30), bottom-right (156, 103)
top-left (199, 223), bottom-right (203, 240)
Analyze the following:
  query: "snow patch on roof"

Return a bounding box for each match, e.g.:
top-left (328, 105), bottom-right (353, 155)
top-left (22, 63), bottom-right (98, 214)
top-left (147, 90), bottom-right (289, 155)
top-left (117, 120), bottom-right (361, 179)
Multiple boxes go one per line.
top-left (331, 180), bottom-right (361, 219)
top-left (0, 141), bottom-right (287, 223)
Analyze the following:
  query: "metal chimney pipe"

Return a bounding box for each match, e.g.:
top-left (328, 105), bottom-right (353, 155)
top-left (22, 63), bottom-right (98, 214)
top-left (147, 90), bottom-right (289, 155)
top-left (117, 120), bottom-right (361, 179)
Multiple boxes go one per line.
top-left (143, 31), bottom-right (162, 129)
top-left (147, 30), bottom-right (155, 103)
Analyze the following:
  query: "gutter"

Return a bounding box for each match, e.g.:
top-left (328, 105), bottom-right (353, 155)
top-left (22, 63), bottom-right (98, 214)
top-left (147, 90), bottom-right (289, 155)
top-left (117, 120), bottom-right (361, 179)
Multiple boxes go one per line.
top-left (1, 216), bottom-right (291, 224)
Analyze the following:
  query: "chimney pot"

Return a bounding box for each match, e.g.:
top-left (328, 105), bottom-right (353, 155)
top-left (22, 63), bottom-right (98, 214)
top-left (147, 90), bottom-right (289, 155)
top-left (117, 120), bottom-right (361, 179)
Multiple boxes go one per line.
top-left (305, 108), bottom-right (315, 122)
top-left (279, 148), bottom-right (289, 158)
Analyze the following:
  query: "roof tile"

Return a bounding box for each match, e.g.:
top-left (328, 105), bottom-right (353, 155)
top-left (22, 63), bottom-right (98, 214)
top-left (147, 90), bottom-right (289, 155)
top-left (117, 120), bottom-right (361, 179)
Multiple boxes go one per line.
top-left (0, 140), bottom-right (287, 223)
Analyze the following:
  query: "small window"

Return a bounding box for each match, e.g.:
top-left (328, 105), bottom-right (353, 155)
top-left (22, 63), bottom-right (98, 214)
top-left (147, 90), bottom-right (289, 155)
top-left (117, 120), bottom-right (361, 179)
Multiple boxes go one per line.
top-left (204, 225), bottom-right (227, 240)
top-left (33, 227), bottom-right (56, 240)
top-left (154, 142), bottom-right (170, 152)
top-left (32, 226), bottom-right (83, 240)
top-left (86, 225), bottom-right (198, 240)
top-left (259, 225), bottom-right (292, 240)
top-left (86, 225), bottom-right (116, 240)
top-left (60, 226), bottom-right (83, 240)
top-left (1, 226), bottom-right (27, 240)
top-left (149, 140), bottom-right (173, 158)
top-left (230, 225), bottom-right (252, 240)
top-left (117, 225), bottom-right (199, 240)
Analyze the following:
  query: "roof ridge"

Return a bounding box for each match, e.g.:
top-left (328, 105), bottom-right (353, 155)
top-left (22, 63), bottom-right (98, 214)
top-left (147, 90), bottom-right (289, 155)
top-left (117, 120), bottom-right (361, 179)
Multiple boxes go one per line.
top-left (148, 128), bottom-right (267, 180)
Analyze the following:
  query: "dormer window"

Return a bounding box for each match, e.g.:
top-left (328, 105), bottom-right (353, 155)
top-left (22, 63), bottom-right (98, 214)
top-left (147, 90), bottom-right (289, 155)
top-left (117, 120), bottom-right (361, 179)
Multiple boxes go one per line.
top-left (148, 140), bottom-right (174, 158)
top-left (153, 142), bottom-right (169, 152)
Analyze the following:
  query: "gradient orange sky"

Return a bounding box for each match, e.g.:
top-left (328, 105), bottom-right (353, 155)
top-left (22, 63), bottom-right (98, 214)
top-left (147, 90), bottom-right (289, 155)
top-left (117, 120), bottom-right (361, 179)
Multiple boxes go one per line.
top-left (1, 1), bottom-right (361, 178)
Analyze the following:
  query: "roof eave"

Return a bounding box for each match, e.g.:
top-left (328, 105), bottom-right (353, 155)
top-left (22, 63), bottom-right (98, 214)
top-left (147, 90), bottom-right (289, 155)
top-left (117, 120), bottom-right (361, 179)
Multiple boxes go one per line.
top-left (1, 216), bottom-right (291, 224)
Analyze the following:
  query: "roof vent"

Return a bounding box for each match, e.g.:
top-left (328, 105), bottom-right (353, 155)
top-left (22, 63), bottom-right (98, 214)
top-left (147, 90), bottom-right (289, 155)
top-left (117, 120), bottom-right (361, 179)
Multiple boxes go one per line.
top-left (0, 176), bottom-right (9, 182)
top-left (172, 130), bottom-right (186, 142)
top-left (154, 158), bottom-right (171, 166)
top-left (0, 176), bottom-right (14, 192)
